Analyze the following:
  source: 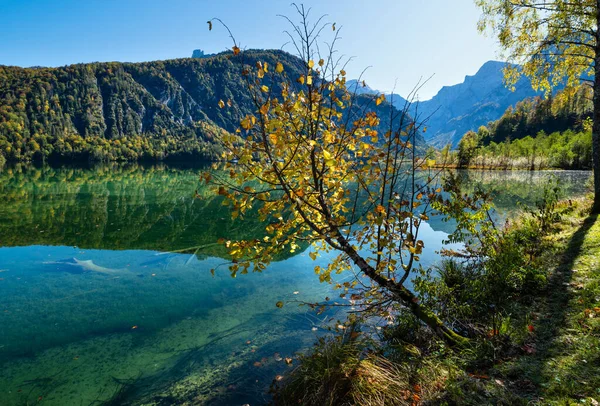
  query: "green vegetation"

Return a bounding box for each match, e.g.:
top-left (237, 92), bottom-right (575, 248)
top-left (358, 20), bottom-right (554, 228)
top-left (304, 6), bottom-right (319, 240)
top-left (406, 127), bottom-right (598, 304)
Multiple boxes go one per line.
top-left (276, 190), bottom-right (600, 405)
top-left (476, 0), bottom-right (600, 212)
top-left (454, 88), bottom-right (593, 170)
top-left (0, 50), bottom-right (306, 163)
top-left (458, 128), bottom-right (592, 170)
top-left (0, 49), bottom-right (420, 165)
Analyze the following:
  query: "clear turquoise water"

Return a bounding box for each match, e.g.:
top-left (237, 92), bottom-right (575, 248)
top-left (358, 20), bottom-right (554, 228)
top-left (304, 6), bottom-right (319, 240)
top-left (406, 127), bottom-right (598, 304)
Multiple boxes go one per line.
top-left (0, 165), bottom-right (591, 405)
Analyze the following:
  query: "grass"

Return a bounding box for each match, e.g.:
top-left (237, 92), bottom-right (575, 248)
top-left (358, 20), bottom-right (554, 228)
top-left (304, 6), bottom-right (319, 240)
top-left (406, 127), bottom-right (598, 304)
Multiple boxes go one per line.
top-left (493, 200), bottom-right (600, 404)
top-left (275, 198), bottom-right (600, 405)
top-left (437, 198), bottom-right (600, 405)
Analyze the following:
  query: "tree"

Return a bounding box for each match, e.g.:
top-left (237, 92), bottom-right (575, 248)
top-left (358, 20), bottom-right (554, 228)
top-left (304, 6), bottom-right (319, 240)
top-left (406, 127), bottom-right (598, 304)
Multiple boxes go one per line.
top-left (476, 0), bottom-right (600, 212)
top-left (457, 130), bottom-right (481, 168)
top-left (205, 6), bottom-right (468, 346)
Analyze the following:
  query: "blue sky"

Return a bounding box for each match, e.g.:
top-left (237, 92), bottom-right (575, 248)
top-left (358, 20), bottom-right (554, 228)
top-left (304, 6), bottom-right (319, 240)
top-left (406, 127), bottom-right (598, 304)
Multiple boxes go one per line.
top-left (0, 0), bottom-right (500, 100)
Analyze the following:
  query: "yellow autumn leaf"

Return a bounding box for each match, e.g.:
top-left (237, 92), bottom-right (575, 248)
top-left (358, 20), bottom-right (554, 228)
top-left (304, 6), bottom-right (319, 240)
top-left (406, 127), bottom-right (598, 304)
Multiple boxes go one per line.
top-left (306, 76), bottom-right (313, 85)
top-left (261, 85), bottom-right (269, 92)
top-left (232, 46), bottom-right (240, 56)
top-left (276, 62), bottom-right (284, 73)
top-left (318, 59), bottom-right (324, 67)
top-left (376, 94), bottom-right (385, 106)
top-left (308, 60), bottom-right (314, 69)
top-left (218, 99), bottom-right (225, 109)
top-left (268, 133), bottom-right (278, 144)
top-left (241, 116), bottom-right (255, 130)
top-left (340, 69), bottom-right (346, 76)
top-left (297, 75), bottom-right (305, 85)
top-left (309, 252), bottom-right (317, 260)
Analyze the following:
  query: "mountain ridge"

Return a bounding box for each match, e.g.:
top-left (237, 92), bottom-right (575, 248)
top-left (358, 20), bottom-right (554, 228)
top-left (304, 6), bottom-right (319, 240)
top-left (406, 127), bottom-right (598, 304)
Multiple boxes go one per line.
top-left (0, 49), bottom-right (424, 163)
top-left (351, 60), bottom-right (545, 148)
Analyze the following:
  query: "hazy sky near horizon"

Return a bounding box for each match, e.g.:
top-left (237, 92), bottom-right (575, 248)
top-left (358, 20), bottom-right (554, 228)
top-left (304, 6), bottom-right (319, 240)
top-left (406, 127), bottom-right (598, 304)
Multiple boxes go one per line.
top-left (0, 0), bottom-right (501, 100)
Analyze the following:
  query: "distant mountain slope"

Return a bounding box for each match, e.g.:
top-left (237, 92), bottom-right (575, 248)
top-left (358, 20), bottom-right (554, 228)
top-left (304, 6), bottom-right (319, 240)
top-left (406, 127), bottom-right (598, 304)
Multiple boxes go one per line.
top-left (413, 61), bottom-right (544, 148)
top-left (350, 61), bottom-right (545, 148)
top-left (0, 50), bottom-right (424, 163)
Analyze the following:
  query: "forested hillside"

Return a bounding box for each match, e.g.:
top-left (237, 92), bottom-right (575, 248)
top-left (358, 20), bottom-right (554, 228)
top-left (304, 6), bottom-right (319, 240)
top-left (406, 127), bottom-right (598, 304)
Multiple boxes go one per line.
top-left (0, 50), bottom-right (423, 164)
top-left (455, 87), bottom-right (593, 169)
top-left (0, 50), bottom-right (305, 163)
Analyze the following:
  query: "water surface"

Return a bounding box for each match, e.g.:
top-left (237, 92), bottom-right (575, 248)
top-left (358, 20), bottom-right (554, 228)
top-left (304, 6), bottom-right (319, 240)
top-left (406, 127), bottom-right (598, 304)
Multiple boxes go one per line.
top-left (0, 166), bottom-right (591, 405)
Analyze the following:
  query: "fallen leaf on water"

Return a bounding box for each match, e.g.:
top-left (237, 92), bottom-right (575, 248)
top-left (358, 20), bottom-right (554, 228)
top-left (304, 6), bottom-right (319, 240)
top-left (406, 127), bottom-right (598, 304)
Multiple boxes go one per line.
top-left (131, 325), bottom-right (138, 330)
top-left (285, 357), bottom-right (293, 365)
top-left (253, 361), bottom-right (262, 367)
top-left (275, 375), bottom-right (284, 381)
top-left (293, 291), bottom-right (299, 295)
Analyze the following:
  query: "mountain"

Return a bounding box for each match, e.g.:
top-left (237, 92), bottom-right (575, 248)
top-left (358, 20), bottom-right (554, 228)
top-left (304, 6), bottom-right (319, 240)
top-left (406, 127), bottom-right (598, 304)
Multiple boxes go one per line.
top-left (191, 49), bottom-right (215, 58)
top-left (0, 50), bottom-right (303, 163)
top-left (347, 79), bottom-right (383, 96)
top-left (414, 61), bottom-right (545, 148)
top-left (0, 50), bottom-right (424, 164)
top-left (352, 61), bottom-right (544, 148)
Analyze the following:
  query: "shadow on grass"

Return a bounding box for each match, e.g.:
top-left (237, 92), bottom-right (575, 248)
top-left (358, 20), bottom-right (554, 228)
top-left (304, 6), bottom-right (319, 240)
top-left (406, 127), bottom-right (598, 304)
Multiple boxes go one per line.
top-left (506, 212), bottom-right (599, 399)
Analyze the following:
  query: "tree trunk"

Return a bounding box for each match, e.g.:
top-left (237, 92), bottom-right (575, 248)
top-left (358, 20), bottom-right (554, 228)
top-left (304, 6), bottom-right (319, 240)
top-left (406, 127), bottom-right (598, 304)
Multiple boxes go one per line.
top-left (593, 7), bottom-right (600, 214)
top-left (395, 284), bottom-right (470, 347)
top-left (336, 235), bottom-right (469, 347)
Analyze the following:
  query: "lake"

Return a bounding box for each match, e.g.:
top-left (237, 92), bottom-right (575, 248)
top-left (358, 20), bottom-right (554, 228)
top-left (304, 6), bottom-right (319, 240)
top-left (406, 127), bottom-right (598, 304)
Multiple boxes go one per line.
top-left (0, 165), bottom-right (591, 405)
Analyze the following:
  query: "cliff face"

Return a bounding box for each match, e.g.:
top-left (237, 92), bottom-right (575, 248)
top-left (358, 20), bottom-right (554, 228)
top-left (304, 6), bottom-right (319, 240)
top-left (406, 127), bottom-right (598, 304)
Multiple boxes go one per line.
top-left (351, 61), bottom-right (545, 148)
top-left (413, 61), bottom-right (543, 147)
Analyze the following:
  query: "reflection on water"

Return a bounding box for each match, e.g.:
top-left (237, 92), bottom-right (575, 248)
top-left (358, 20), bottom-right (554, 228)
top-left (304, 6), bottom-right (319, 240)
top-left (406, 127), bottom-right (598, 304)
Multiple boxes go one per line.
top-left (0, 165), bottom-right (591, 405)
